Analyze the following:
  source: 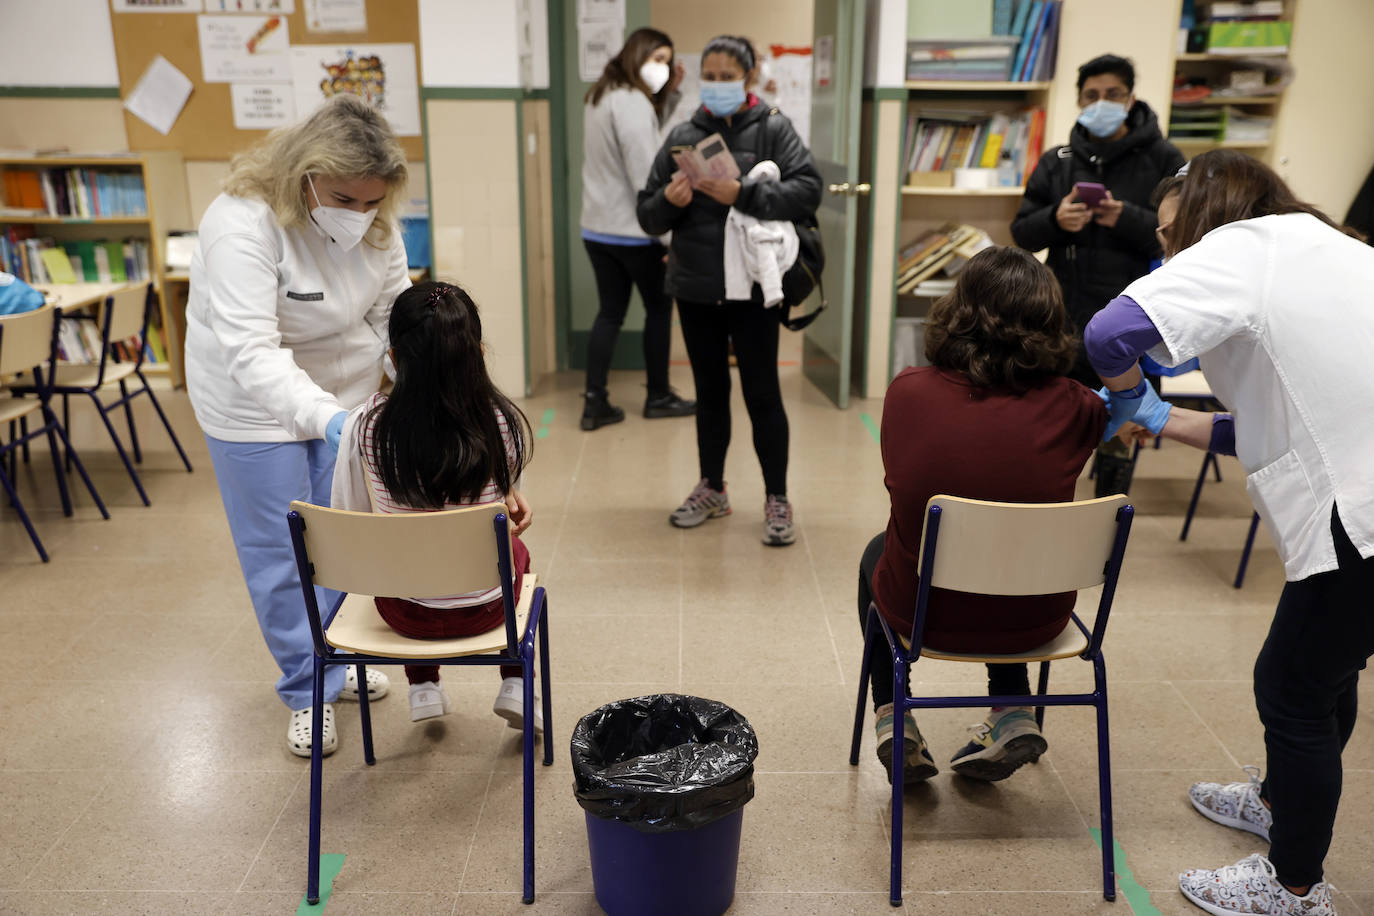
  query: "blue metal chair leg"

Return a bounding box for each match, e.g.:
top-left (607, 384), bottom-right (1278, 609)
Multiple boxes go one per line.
top-left (889, 655), bottom-right (906, 907)
top-left (1234, 512), bottom-right (1261, 589)
top-left (0, 463), bottom-right (48, 562)
top-left (49, 412), bottom-right (110, 519)
top-left (307, 659), bottom-right (326, 906)
top-left (850, 607), bottom-right (877, 766)
top-left (1035, 661), bottom-right (1051, 730)
top-left (356, 662), bottom-right (376, 766)
top-left (89, 392), bottom-right (150, 506)
top-left (42, 421), bottom-right (74, 516)
top-left (139, 372), bottom-right (194, 472)
top-left (521, 650), bottom-right (537, 904)
top-left (1093, 654), bottom-right (1116, 901)
top-left (538, 598), bottom-right (553, 766)
top-left (19, 415), bottom-right (30, 464)
top-left (1180, 452), bottom-right (1215, 541)
top-left (119, 379), bottom-right (142, 463)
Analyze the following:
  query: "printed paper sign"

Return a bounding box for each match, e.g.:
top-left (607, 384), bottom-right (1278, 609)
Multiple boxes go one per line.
top-left (231, 82), bottom-right (296, 128)
top-left (199, 15), bottom-right (292, 83)
top-left (113, 0), bottom-right (203, 12)
top-left (305, 0), bottom-right (366, 32)
top-left (202, 0), bottom-right (294, 12)
top-left (291, 43), bottom-right (421, 136)
top-left (124, 54), bottom-right (194, 135)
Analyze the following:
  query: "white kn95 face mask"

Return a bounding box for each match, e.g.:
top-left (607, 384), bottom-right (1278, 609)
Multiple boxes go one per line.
top-left (307, 174), bottom-right (377, 252)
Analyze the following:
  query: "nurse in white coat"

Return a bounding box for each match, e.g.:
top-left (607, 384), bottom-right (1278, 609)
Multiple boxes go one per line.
top-left (186, 95), bottom-right (410, 758)
top-left (1084, 149), bottom-right (1374, 916)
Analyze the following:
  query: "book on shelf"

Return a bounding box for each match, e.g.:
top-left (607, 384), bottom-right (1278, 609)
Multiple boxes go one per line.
top-left (1208, 1), bottom-right (1284, 20)
top-left (904, 107), bottom-right (1045, 186)
top-left (1169, 105), bottom-right (1272, 143)
top-left (1207, 20), bottom-right (1291, 54)
top-left (1, 226), bottom-right (151, 286)
top-left (54, 314), bottom-right (158, 367)
top-left (906, 0), bottom-right (1058, 82)
top-left (0, 167), bottom-right (147, 219)
top-left (895, 223), bottom-right (992, 294)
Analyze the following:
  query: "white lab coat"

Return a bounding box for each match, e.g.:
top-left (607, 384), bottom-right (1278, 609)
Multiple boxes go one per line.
top-left (1123, 212), bottom-right (1374, 581)
top-left (185, 193), bottom-right (410, 442)
top-left (723, 160), bottom-right (799, 306)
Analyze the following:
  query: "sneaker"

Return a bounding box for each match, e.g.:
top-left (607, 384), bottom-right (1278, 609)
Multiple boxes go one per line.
top-left (874, 702), bottom-right (938, 784)
top-left (762, 494), bottom-right (796, 546)
top-left (339, 665), bottom-right (389, 701)
top-left (670, 479), bottom-right (731, 528)
top-left (408, 680), bottom-right (451, 722)
top-left (949, 707), bottom-right (1047, 781)
top-left (492, 676), bottom-right (544, 733)
top-left (581, 390), bottom-right (625, 431)
top-left (644, 390), bottom-right (696, 419)
top-left (1179, 854), bottom-right (1337, 915)
top-left (287, 704), bottom-right (337, 758)
top-left (1189, 765), bottom-right (1272, 841)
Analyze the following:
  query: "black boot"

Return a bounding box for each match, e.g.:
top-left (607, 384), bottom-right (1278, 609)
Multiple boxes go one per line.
top-left (1094, 452), bottom-right (1137, 497)
top-left (581, 390), bottom-right (625, 431)
top-left (643, 389), bottom-right (696, 419)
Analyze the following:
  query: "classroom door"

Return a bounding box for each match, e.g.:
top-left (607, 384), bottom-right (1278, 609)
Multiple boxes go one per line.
top-left (803, 0), bottom-right (867, 409)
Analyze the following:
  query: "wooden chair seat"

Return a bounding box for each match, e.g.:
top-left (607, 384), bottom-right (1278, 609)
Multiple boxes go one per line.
top-left (0, 393), bottom-right (42, 424)
top-left (910, 621), bottom-right (1088, 664)
top-left (51, 360), bottom-right (137, 390)
top-left (325, 574), bottom-right (537, 658)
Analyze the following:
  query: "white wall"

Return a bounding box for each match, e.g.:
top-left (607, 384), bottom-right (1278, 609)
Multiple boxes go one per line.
top-left (0, 0), bottom-right (120, 87)
top-left (864, 0), bottom-right (907, 87)
top-left (418, 0), bottom-right (549, 89)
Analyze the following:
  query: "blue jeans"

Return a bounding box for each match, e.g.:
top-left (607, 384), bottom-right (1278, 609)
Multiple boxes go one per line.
top-left (205, 434), bottom-right (344, 710)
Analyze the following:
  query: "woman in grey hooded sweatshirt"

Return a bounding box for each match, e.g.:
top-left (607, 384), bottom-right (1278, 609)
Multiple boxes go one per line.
top-left (579, 27), bottom-right (695, 430)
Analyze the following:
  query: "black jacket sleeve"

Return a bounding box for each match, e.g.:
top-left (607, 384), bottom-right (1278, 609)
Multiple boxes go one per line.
top-left (637, 135), bottom-right (689, 236)
top-left (1011, 149), bottom-right (1071, 251)
top-left (1107, 141), bottom-right (1185, 254)
top-left (734, 115), bottom-right (823, 222)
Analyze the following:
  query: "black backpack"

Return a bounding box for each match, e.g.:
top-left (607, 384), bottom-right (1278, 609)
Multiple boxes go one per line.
top-left (763, 108), bottom-right (827, 331)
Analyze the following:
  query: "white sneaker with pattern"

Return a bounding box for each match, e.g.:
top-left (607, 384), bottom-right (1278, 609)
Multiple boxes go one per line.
top-left (1179, 854), bottom-right (1337, 915)
top-left (1189, 765), bottom-right (1273, 841)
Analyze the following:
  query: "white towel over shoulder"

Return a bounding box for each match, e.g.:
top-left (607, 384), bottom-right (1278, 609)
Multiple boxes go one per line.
top-left (724, 160), bottom-right (799, 307)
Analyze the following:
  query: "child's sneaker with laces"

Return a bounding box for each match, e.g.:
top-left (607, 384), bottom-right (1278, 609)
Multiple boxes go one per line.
top-left (1179, 853), bottom-right (1337, 915)
top-left (873, 702), bottom-right (938, 784)
top-left (492, 676), bottom-right (544, 733)
top-left (1189, 765), bottom-right (1272, 841)
top-left (949, 706), bottom-right (1047, 781)
top-left (762, 494), bottom-right (795, 546)
top-left (670, 479), bottom-right (731, 528)
top-left (408, 680), bottom-right (451, 722)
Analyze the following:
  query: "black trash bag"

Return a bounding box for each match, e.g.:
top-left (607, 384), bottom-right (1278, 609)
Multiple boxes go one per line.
top-left (571, 694), bottom-right (759, 834)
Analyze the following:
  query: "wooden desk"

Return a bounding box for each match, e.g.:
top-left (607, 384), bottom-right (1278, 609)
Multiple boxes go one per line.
top-left (36, 282), bottom-right (135, 312)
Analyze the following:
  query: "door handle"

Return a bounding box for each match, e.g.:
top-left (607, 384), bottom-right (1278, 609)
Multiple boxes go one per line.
top-left (852, 183), bottom-right (872, 196)
top-left (827, 182), bottom-right (851, 196)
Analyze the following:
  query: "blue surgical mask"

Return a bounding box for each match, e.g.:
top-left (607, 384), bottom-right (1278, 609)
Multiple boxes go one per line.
top-left (1078, 99), bottom-right (1129, 138)
top-left (700, 80), bottom-right (746, 117)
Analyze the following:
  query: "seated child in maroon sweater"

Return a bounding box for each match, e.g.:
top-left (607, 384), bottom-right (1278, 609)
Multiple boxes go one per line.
top-left (859, 246), bottom-right (1107, 785)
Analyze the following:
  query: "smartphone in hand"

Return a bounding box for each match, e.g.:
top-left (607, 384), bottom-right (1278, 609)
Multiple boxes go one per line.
top-left (1074, 181), bottom-right (1108, 208)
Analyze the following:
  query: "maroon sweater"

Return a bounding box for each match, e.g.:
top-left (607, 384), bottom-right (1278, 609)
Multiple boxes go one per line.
top-left (872, 368), bottom-right (1107, 653)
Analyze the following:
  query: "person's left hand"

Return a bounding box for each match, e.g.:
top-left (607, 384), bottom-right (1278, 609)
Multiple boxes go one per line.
top-left (1093, 190), bottom-right (1124, 228)
top-left (697, 177), bottom-right (741, 206)
top-left (506, 489), bottom-right (533, 535)
top-left (324, 410), bottom-right (347, 453)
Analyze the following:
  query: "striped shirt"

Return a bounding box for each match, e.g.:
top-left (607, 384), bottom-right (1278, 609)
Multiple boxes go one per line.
top-left (358, 392), bottom-right (517, 609)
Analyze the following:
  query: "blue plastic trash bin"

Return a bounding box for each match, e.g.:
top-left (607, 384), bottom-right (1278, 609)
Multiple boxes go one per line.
top-left (571, 695), bottom-right (759, 916)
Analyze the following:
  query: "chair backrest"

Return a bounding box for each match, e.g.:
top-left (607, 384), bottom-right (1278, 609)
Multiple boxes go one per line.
top-left (103, 284), bottom-right (150, 348)
top-left (288, 500), bottom-right (510, 599)
top-left (0, 303), bottom-right (58, 377)
top-left (918, 494), bottom-right (1130, 595)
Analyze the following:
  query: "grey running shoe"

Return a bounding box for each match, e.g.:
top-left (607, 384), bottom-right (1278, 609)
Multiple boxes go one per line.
top-left (670, 479), bottom-right (730, 528)
top-left (762, 494), bottom-right (796, 546)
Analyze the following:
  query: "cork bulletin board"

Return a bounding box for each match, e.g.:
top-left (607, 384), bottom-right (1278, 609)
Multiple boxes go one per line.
top-left (109, 0), bottom-right (423, 160)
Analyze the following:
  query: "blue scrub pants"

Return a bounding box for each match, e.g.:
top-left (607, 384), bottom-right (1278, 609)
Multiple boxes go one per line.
top-left (205, 434), bottom-right (344, 710)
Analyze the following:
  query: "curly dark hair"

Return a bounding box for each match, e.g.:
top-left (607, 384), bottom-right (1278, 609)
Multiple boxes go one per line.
top-left (924, 246), bottom-right (1077, 393)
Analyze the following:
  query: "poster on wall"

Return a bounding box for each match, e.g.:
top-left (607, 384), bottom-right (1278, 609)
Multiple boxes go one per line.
top-left (199, 15), bottom-right (292, 83)
top-left (203, 0), bottom-right (294, 12)
top-left (231, 82), bottom-right (296, 129)
top-left (764, 46), bottom-right (813, 148)
top-left (578, 20), bottom-right (622, 82)
top-left (304, 0), bottom-right (365, 32)
top-left (290, 43), bottom-right (421, 136)
top-left (112, 0), bottom-right (202, 11)
top-left (124, 55), bottom-right (194, 135)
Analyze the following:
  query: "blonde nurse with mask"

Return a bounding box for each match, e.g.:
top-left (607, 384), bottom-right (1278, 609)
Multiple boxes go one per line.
top-left (186, 94), bottom-right (410, 759)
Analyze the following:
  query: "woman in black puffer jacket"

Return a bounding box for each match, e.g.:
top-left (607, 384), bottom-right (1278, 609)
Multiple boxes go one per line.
top-left (637, 34), bottom-right (821, 547)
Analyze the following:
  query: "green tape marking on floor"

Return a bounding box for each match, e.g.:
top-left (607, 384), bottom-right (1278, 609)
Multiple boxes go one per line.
top-left (860, 413), bottom-right (880, 445)
top-left (295, 853), bottom-right (346, 914)
top-left (536, 408), bottom-right (555, 439)
top-left (1089, 829), bottom-right (1159, 915)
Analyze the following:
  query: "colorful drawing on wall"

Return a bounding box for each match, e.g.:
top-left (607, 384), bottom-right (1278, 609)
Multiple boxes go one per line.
top-left (289, 43), bottom-right (420, 136)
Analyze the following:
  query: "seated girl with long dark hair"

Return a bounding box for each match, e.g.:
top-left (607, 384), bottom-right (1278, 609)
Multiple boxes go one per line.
top-left (858, 246), bottom-right (1107, 785)
top-left (334, 281), bottom-right (540, 728)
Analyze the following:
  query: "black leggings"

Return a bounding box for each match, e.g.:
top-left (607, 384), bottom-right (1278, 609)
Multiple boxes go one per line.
top-left (1256, 505), bottom-right (1374, 888)
top-left (858, 532), bottom-right (1029, 709)
top-left (676, 299), bottom-right (789, 495)
top-left (583, 239), bottom-right (672, 396)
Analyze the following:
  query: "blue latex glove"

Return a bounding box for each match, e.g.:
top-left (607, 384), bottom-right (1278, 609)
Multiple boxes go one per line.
top-left (1133, 384), bottom-right (1173, 435)
top-left (324, 410), bottom-right (347, 452)
top-left (1101, 378), bottom-right (1150, 441)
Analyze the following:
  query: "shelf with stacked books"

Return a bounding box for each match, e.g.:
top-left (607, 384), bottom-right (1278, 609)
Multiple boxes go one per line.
top-left (905, 80), bottom-right (1051, 92)
top-left (0, 151), bottom-right (190, 386)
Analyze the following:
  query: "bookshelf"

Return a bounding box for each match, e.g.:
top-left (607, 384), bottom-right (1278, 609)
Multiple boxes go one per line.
top-left (0, 152), bottom-right (190, 387)
top-left (1166, 0), bottom-right (1297, 163)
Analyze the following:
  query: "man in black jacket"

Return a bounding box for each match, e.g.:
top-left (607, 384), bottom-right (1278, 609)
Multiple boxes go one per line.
top-left (1012, 54), bottom-right (1184, 495)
